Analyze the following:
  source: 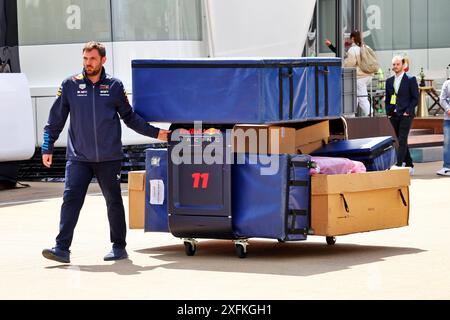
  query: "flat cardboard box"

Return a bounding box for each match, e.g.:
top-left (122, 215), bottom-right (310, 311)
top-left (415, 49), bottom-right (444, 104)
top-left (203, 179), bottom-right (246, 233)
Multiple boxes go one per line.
top-left (311, 169), bottom-right (410, 236)
top-left (233, 125), bottom-right (296, 154)
top-left (128, 171), bottom-right (146, 230)
top-left (295, 121), bottom-right (329, 153)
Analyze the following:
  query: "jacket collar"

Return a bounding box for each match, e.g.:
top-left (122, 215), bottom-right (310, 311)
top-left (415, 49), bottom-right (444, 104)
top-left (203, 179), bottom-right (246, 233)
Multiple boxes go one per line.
top-left (82, 67), bottom-right (107, 85)
top-left (395, 72), bottom-right (405, 81)
top-left (390, 73), bottom-right (408, 92)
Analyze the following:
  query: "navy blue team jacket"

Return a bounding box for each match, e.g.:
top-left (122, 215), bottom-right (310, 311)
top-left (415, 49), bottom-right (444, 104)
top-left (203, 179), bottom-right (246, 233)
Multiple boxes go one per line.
top-left (42, 68), bottom-right (160, 162)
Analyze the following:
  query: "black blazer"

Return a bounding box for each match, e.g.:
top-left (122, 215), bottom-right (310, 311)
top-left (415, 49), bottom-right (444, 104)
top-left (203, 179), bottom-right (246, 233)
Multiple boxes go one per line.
top-left (385, 73), bottom-right (419, 116)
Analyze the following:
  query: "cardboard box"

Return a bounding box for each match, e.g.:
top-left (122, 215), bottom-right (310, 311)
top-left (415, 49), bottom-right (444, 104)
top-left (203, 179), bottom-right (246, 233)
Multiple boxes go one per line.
top-left (295, 121), bottom-right (329, 154)
top-left (311, 169), bottom-right (410, 236)
top-left (128, 171), bottom-right (146, 229)
top-left (296, 140), bottom-right (326, 155)
top-left (233, 125), bottom-right (296, 154)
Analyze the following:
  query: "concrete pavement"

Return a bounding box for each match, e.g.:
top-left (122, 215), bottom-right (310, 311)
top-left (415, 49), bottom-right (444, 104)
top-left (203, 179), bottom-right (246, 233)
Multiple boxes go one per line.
top-left (0, 161), bottom-right (449, 300)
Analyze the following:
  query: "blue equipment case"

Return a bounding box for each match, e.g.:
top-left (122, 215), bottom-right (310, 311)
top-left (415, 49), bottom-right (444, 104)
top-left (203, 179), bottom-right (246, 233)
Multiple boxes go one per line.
top-left (144, 148), bottom-right (169, 233)
top-left (311, 136), bottom-right (397, 171)
top-left (232, 154), bottom-right (312, 241)
top-left (132, 58), bottom-right (342, 124)
top-left (167, 128), bottom-right (235, 239)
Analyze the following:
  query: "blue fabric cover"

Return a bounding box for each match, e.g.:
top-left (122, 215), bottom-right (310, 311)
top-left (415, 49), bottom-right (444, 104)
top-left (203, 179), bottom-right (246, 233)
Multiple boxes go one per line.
top-left (312, 136), bottom-right (397, 171)
top-left (145, 149), bottom-right (169, 232)
top-left (132, 58), bottom-right (341, 124)
top-left (232, 154), bottom-right (311, 240)
top-left (364, 146), bottom-right (397, 171)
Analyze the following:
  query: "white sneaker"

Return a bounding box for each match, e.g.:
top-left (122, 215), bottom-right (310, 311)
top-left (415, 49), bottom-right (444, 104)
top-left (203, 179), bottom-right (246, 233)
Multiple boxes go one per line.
top-left (390, 165), bottom-right (404, 170)
top-left (436, 167), bottom-right (450, 176)
top-left (408, 167), bottom-right (415, 176)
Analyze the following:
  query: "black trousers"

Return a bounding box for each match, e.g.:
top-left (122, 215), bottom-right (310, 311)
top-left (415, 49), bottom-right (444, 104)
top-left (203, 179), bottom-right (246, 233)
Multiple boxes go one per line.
top-left (389, 115), bottom-right (414, 167)
top-left (56, 160), bottom-right (126, 251)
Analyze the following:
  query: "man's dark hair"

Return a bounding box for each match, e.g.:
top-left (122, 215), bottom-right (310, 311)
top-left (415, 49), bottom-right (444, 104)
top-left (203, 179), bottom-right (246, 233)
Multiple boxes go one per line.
top-left (83, 41), bottom-right (106, 57)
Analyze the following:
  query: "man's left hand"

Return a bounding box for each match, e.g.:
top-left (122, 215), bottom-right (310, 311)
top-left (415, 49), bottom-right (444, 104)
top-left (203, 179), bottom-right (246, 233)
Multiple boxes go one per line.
top-left (447, 110), bottom-right (450, 117)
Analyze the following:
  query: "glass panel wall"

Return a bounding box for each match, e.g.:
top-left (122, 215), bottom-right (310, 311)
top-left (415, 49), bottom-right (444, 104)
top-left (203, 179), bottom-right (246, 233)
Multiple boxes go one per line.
top-left (362, 0), bottom-right (450, 50)
top-left (319, 0), bottom-right (336, 54)
top-left (17, 0), bottom-right (111, 45)
top-left (111, 0), bottom-right (202, 41)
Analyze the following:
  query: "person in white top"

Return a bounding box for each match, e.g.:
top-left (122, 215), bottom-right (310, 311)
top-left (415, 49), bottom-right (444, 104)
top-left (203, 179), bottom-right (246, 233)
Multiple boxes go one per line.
top-left (437, 79), bottom-right (450, 176)
top-left (343, 30), bottom-right (374, 116)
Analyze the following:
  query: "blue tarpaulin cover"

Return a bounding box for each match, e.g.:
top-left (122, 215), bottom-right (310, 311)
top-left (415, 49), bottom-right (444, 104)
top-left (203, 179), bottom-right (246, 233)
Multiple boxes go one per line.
top-left (132, 58), bottom-right (342, 124)
top-left (312, 136), bottom-right (397, 171)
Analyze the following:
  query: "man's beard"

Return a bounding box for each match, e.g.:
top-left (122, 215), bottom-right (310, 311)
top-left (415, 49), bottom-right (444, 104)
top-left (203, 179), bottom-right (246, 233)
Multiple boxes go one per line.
top-left (85, 66), bottom-right (101, 76)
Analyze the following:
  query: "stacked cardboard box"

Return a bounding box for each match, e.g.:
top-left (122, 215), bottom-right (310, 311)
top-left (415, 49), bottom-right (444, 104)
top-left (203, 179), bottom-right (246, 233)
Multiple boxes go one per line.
top-left (295, 121), bottom-right (329, 155)
top-left (232, 125), bottom-right (296, 154)
top-left (311, 168), bottom-right (410, 236)
top-left (128, 171), bottom-right (146, 230)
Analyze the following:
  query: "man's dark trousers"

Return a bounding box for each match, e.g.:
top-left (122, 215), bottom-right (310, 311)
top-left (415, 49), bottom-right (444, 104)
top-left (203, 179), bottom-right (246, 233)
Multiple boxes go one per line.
top-left (56, 160), bottom-right (126, 251)
top-left (389, 115), bottom-right (414, 167)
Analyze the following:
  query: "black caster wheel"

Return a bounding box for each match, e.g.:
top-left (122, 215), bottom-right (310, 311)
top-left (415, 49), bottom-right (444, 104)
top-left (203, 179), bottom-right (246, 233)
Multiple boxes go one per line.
top-left (326, 236), bottom-right (336, 246)
top-left (184, 242), bottom-right (196, 256)
top-left (277, 239), bottom-right (286, 243)
top-left (235, 244), bottom-right (247, 259)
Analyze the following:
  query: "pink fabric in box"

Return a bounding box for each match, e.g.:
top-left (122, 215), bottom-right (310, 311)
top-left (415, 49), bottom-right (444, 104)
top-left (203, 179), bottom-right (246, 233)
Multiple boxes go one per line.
top-left (310, 156), bottom-right (366, 175)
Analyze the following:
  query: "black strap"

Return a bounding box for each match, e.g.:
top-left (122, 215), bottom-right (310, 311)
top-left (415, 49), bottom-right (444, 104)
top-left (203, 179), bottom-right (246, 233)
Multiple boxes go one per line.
top-left (290, 210), bottom-right (297, 233)
top-left (286, 154), bottom-right (313, 237)
top-left (288, 228), bottom-right (310, 235)
top-left (279, 68), bottom-right (284, 120)
top-left (340, 194), bottom-right (350, 213)
top-left (290, 180), bottom-right (309, 187)
top-left (290, 209), bottom-right (307, 216)
top-left (289, 67), bottom-right (294, 120)
top-left (284, 155), bottom-right (292, 237)
top-left (290, 161), bottom-right (309, 168)
top-left (324, 66), bottom-right (329, 116)
top-left (399, 189), bottom-right (408, 207)
top-left (315, 66), bottom-right (320, 117)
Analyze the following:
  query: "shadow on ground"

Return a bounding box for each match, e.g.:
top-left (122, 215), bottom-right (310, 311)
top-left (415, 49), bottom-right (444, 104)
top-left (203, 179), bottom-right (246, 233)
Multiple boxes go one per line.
top-left (133, 240), bottom-right (425, 277)
top-left (45, 259), bottom-right (156, 276)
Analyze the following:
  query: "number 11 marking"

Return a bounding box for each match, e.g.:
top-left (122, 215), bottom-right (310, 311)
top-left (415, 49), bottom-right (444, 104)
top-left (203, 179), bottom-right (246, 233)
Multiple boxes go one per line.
top-left (192, 173), bottom-right (210, 189)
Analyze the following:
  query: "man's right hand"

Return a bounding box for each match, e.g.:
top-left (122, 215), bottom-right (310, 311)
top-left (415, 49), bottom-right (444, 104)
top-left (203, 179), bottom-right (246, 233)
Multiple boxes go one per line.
top-left (325, 39), bottom-right (332, 47)
top-left (42, 154), bottom-right (53, 168)
top-left (157, 129), bottom-right (171, 142)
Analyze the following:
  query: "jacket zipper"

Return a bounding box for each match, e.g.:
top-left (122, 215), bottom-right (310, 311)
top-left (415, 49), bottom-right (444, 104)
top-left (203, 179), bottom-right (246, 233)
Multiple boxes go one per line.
top-left (92, 84), bottom-right (100, 162)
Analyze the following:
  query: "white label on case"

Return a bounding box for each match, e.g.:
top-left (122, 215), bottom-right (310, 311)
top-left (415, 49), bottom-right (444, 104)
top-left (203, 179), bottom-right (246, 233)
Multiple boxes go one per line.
top-left (150, 180), bottom-right (164, 205)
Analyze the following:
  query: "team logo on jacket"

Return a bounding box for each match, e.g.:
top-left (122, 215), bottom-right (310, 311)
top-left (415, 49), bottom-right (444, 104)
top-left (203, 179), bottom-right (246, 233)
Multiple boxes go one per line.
top-left (100, 84), bottom-right (110, 97)
top-left (76, 83), bottom-right (88, 96)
